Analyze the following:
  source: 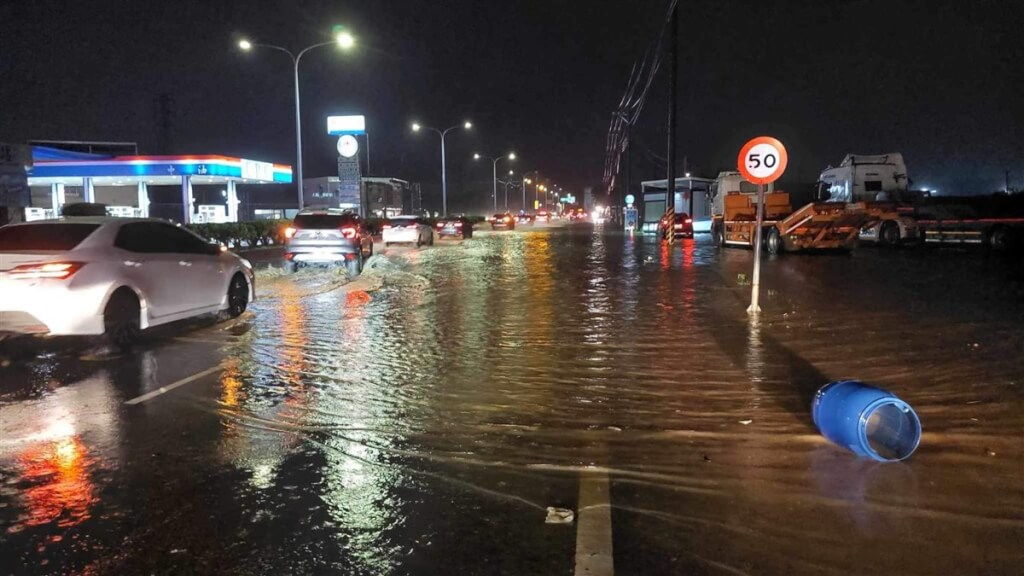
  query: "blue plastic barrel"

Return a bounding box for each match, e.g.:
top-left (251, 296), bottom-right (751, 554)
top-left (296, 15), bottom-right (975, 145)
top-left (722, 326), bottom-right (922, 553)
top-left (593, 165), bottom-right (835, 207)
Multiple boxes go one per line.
top-left (812, 380), bottom-right (922, 462)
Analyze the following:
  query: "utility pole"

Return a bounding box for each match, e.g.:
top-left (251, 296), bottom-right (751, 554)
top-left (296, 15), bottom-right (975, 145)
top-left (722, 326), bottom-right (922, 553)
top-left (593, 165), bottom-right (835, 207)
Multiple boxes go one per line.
top-left (664, 3), bottom-right (678, 244)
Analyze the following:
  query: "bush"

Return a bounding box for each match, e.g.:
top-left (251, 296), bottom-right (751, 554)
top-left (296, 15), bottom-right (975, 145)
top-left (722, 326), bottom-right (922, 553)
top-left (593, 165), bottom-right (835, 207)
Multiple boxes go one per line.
top-left (186, 219), bottom-right (292, 249)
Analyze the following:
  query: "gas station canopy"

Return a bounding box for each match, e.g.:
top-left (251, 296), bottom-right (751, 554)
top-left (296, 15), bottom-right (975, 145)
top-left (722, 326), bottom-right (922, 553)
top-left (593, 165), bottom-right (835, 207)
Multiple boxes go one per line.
top-left (26, 147), bottom-right (292, 223)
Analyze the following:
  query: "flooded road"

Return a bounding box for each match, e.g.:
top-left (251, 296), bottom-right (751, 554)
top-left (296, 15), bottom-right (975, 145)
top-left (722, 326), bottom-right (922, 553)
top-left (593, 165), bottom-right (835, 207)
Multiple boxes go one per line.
top-left (2, 223), bottom-right (1022, 575)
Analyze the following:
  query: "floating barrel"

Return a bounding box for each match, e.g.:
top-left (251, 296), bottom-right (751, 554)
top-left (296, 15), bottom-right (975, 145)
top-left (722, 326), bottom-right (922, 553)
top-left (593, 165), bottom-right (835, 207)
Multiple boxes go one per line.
top-left (812, 380), bottom-right (922, 462)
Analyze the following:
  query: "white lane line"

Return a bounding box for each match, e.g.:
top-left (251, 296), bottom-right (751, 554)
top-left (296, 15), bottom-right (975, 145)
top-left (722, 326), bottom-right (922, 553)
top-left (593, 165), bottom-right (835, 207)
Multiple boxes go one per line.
top-left (124, 365), bottom-right (222, 405)
top-left (575, 471), bottom-right (614, 576)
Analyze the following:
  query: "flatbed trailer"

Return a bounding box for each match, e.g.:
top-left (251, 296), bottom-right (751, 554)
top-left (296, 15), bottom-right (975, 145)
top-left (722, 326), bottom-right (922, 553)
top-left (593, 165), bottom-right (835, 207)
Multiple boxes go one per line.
top-left (917, 216), bottom-right (1024, 250)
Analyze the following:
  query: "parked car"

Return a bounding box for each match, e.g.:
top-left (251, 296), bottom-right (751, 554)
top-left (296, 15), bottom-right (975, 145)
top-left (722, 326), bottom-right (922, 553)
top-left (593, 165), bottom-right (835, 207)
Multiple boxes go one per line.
top-left (490, 213), bottom-right (516, 230)
top-left (535, 210), bottom-right (551, 222)
top-left (0, 217), bottom-right (254, 350)
top-left (659, 212), bottom-right (694, 239)
top-left (436, 216), bottom-right (474, 239)
top-left (383, 216), bottom-right (434, 248)
top-left (283, 209), bottom-right (373, 276)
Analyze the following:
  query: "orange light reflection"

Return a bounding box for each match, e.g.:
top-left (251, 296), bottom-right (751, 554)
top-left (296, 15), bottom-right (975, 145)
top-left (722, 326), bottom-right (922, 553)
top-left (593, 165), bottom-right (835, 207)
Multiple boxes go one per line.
top-left (17, 436), bottom-right (97, 528)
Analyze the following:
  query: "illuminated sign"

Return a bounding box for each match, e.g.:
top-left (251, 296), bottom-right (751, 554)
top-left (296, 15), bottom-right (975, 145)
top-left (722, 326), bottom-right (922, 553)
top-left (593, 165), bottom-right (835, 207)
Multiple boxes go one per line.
top-left (241, 159), bottom-right (274, 181)
top-left (337, 135), bottom-right (359, 158)
top-left (327, 115), bottom-right (366, 135)
top-left (625, 194), bottom-right (635, 206)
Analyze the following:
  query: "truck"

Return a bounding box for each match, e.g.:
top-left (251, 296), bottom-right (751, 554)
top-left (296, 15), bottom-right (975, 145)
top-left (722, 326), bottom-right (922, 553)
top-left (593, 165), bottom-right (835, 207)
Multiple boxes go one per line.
top-left (709, 171), bottom-right (867, 254)
top-left (816, 153), bottom-right (921, 246)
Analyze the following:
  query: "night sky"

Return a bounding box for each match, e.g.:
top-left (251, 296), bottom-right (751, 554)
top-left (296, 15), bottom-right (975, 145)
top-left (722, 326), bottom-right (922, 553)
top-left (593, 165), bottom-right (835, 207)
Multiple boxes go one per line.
top-left (2, 0), bottom-right (1021, 212)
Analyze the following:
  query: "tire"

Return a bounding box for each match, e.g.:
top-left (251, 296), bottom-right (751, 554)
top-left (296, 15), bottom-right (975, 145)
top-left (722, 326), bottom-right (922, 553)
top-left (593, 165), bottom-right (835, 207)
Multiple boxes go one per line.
top-left (384, 242), bottom-right (391, 248)
top-left (988, 227), bottom-right (1009, 252)
top-left (880, 221), bottom-right (901, 247)
top-left (429, 233), bottom-right (434, 246)
top-left (347, 253), bottom-right (363, 278)
top-left (766, 227), bottom-right (783, 255)
top-left (284, 261), bottom-right (298, 274)
top-left (712, 223), bottom-right (724, 247)
top-left (226, 274), bottom-right (249, 318)
top-left (103, 289), bottom-right (141, 351)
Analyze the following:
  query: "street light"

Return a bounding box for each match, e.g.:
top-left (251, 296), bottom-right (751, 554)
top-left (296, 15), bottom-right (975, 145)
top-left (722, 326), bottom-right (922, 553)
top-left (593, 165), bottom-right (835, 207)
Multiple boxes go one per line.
top-left (412, 121), bottom-right (472, 216)
top-left (473, 151), bottom-right (516, 213)
top-left (238, 27), bottom-right (355, 211)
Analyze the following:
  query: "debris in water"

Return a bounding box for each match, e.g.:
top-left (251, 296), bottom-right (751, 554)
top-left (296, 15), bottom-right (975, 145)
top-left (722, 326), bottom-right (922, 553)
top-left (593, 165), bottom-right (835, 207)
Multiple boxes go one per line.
top-left (737, 273), bottom-right (749, 285)
top-left (984, 448), bottom-right (996, 457)
top-left (702, 454), bottom-right (712, 462)
top-left (545, 507), bottom-right (574, 524)
top-left (739, 420), bottom-right (753, 425)
top-left (607, 426), bottom-right (622, 432)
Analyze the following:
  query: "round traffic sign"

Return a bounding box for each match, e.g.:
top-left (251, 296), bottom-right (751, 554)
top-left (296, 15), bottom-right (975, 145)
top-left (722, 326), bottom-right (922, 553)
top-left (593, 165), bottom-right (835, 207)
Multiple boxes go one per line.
top-left (337, 135), bottom-right (359, 158)
top-left (737, 136), bottom-right (788, 185)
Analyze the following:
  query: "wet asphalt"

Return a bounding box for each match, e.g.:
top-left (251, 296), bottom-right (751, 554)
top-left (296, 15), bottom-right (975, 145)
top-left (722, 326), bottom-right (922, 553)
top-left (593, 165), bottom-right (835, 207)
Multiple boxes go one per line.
top-left (1, 222), bottom-right (1022, 575)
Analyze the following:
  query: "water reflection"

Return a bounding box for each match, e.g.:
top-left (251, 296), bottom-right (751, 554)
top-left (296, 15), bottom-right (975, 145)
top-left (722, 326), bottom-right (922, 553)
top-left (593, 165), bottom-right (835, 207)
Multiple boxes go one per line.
top-left (0, 374), bottom-right (118, 534)
top-left (16, 434), bottom-right (96, 529)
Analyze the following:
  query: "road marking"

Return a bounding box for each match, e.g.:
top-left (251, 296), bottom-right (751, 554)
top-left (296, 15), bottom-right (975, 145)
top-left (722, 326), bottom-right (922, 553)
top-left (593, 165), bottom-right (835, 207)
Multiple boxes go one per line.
top-left (124, 365), bottom-right (222, 405)
top-left (575, 471), bottom-right (614, 576)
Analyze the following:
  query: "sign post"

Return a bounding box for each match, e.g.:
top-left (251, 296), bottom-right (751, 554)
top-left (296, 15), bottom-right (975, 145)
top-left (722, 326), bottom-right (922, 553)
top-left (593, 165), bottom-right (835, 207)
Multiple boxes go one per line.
top-left (737, 136), bottom-right (788, 315)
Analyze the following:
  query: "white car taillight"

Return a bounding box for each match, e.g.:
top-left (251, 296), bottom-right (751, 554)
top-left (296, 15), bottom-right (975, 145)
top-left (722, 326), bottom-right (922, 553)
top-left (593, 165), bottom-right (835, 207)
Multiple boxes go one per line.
top-left (9, 262), bottom-right (85, 280)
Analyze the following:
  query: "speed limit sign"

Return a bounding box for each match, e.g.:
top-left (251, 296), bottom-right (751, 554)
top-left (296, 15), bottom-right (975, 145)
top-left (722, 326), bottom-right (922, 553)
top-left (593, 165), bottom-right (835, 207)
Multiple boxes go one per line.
top-left (737, 136), bottom-right (788, 184)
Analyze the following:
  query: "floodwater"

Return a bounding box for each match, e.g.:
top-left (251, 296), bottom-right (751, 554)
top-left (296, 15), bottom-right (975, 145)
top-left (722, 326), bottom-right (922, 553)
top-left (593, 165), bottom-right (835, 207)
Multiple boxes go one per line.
top-left (1, 223), bottom-right (1022, 575)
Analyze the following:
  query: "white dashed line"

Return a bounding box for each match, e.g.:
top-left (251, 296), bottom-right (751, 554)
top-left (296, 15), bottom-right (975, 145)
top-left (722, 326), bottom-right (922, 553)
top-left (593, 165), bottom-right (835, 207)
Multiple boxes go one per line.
top-left (123, 365), bottom-right (222, 405)
top-left (575, 471), bottom-right (614, 576)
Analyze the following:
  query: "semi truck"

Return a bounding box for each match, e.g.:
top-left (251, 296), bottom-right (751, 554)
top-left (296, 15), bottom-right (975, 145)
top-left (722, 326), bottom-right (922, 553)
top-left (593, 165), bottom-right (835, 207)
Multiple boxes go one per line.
top-left (816, 153), bottom-right (920, 246)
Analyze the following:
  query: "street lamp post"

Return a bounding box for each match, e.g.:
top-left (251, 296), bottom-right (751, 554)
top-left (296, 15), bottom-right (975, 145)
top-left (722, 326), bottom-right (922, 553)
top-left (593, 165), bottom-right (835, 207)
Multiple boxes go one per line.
top-left (238, 29), bottom-right (355, 211)
top-left (521, 170), bottom-right (540, 212)
top-left (413, 121), bottom-right (472, 216)
top-left (473, 152), bottom-right (515, 213)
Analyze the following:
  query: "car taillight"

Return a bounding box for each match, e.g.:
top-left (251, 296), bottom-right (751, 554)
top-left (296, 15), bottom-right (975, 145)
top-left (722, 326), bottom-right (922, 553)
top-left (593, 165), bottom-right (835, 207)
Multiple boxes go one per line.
top-left (454, 222), bottom-right (463, 228)
top-left (685, 219), bottom-right (692, 224)
top-left (383, 224), bottom-right (392, 230)
top-left (436, 223), bottom-right (444, 228)
top-left (504, 217), bottom-right (511, 222)
top-left (284, 226), bottom-right (297, 239)
top-left (340, 227), bottom-right (357, 239)
top-left (10, 262), bottom-right (85, 280)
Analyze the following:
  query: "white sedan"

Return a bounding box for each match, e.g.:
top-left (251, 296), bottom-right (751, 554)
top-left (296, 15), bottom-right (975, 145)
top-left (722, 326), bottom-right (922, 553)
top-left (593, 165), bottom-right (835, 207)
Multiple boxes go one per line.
top-left (0, 217), bottom-right (254, 349)
top-left (382, 216), bottom-right (434, 247)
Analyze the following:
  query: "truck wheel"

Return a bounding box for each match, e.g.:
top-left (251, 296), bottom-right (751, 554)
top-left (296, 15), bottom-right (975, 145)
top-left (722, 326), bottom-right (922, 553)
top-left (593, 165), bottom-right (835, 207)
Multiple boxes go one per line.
top-left (880, 221), bottom-right (901, 247)
top-left (988, 227), bottom-right (1009, 252)
top-left (766, 228), bottom-right (783, 255)
top-left (712, 223), bottom-right (724, 247)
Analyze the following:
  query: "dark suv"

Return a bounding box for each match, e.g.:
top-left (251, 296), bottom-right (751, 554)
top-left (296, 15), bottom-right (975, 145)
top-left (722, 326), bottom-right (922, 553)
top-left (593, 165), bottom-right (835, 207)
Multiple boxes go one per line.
top-left (283, 210), bottom-right (373, 276)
